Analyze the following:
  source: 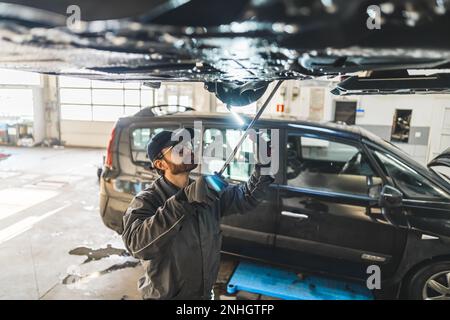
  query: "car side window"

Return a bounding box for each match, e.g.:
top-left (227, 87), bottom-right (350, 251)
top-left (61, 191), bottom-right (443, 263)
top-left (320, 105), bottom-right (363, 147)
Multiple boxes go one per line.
top-left (202, 128), bottom-right (255, 181)
top-left (131, 127), bottom-right (168, 163)
top-left (372, 150), bottom-right (447, 199)
top-left (286, 135), bottom-right (381, 195)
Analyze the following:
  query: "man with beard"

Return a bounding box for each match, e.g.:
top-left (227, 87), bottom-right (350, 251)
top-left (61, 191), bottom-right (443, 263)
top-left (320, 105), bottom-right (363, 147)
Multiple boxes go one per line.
top-left (122, 129), bottom-right (274, 300)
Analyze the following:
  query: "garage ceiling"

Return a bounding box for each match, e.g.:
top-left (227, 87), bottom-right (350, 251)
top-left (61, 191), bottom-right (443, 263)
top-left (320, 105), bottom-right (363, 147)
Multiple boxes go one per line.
top-left (1, 0), bottom-right (450, 91)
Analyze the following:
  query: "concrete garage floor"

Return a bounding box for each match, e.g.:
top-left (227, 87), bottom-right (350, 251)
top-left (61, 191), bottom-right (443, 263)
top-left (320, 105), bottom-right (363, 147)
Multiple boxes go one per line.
top-left (0, 146), bottom-right (237, 300)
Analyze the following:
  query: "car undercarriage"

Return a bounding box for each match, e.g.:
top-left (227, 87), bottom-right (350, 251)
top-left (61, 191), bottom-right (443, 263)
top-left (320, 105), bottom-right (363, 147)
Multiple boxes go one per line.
top-left (2, 0), bottom-right (450, 101)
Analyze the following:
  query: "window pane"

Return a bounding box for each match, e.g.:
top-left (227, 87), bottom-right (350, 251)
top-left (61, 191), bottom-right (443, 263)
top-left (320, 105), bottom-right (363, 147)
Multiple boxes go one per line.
top-left (91, 80), bottom-right (123, 89)
top-left (131, 127), bottom-right (168, 163)
top-left (179, 86), bottom-right (193, 98)
top-left (59, 76), bottom-right (90, 88)
top-left (60, 88), bottom-right (91, 104)
top-left (374, 150), bottom-right (446, 199)
top-left (132, 127), bottom-right (166, 150)
top-left (61, 105), bottom-right (92, 121)
top-left (140, 90), bottom-right (154, 107)
top-left (0, 88), bottom-right (34, 118)
top-left (168, 95), bottom-right (178, 105)
top-left (301, 137), bottom-right (356, 162)
top-left (179, 95), bottom-right (192, 106)
top-left (92, 89), bottom-right (123, 105)
top-left (124, 82), bottom-right (140, 89)
top-left (124, 90), bottom-right (140, 106)
top-left (286, 136), bottom-right (379, 195)
top-left (202, 128), bottom-right (255, 181)
top-left (0, 69), bottom-right (41, 86)
top-left (124, 106), bottom-right (140, 116)
top-left (92, 106), bottom-right (124, 121)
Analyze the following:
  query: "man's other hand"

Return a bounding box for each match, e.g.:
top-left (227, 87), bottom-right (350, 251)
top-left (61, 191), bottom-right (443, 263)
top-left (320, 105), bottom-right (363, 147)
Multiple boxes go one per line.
top-left (184, 176), bottom-right (220, 208)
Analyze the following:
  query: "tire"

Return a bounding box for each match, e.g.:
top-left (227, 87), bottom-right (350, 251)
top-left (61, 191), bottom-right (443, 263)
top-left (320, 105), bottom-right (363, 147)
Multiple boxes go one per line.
top-left (97, 166), bottom-right (102, 182)
top-left (404, 261), bottom-right (450, 300)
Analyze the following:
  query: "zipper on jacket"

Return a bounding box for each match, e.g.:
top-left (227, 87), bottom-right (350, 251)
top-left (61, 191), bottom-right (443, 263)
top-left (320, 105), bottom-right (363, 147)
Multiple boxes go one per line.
top-left (194, 209), bottom-right (206, 298)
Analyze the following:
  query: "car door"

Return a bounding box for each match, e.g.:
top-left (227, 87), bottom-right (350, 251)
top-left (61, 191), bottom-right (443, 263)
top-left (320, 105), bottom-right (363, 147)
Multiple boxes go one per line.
top-left (197, 124), bottom-right (279, 261)
top-left (370, 145), bottom-right (450, 238)
top-left (273, 131), bottom-right (407, 280)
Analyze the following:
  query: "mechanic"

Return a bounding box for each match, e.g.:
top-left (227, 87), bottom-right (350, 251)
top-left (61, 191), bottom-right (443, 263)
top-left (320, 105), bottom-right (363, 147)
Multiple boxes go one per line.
top-left (122, 129), bottom-right (274, 300)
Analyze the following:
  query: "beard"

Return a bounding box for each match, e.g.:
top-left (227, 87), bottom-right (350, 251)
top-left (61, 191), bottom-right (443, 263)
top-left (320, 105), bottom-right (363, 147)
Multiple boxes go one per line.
top-left (166, 152), bottom-right (198, 174)
top-left (167, 161), bottom-right (198, 174)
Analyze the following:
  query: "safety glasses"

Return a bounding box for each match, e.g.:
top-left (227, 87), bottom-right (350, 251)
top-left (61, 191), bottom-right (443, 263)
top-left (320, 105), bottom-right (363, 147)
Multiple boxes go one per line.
top-left (155, 140), bottom-right (194, 161)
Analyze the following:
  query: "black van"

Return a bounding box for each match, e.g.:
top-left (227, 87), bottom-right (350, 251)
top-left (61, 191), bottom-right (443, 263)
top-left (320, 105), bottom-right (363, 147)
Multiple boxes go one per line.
top-left (100, 107), bottom-right (450, 300)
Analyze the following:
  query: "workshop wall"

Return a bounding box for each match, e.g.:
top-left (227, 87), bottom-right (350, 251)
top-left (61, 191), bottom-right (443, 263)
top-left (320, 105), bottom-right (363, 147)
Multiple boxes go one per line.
top-left (60, 120), bottom-right (115, 148)
top-left (339, 94), bottom-right (449, 164)
top-left (285, 81), bottom-right (450, 165)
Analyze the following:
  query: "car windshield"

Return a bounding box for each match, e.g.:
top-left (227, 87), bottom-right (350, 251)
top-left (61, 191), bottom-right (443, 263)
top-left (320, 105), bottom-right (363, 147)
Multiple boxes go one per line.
top-left (430, 166), bottom-right (450, 185)
top-left (360, 127), bottom-right (450, 189)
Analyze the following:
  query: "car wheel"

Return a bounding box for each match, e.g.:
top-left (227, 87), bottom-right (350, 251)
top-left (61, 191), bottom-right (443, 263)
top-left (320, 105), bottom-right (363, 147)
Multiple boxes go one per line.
top-left (405, 261), bottom-right (450, 300)
top-left (97, 166), bottom-right (102, 182)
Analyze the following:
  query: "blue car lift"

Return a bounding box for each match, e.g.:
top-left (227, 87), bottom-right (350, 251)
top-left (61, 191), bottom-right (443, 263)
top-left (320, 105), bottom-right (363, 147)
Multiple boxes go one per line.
top-left (227, 261), bottom-right (374, 300)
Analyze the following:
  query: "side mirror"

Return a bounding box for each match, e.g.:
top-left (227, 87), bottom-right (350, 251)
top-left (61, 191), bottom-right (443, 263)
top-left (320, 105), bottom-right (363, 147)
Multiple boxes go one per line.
top-left (368, 184), bottom-right (382, 199)
top-left (378, 185), bottom-right (408, 228)
top-left (379, 185), bottom-right (403, 208)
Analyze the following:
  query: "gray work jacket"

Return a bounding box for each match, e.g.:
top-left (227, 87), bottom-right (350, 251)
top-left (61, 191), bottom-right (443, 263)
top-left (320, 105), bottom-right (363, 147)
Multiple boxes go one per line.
top-left (122, 169), bottom-right (273, 300)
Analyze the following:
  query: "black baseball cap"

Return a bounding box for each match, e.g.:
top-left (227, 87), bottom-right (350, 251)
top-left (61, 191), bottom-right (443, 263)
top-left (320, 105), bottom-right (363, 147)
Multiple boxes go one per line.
top-left (147, 128), bottom-right (194, 163)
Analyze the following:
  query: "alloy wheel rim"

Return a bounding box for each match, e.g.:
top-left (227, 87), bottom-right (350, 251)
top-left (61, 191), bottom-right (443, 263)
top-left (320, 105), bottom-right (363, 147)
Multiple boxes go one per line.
top-left (422, 270), bottom-right (450, 300)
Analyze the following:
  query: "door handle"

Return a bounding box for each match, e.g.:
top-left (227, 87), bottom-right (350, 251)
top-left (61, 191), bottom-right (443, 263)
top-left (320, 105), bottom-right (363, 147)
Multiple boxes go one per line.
top-left (281, 211), bottom-right (309, 220)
